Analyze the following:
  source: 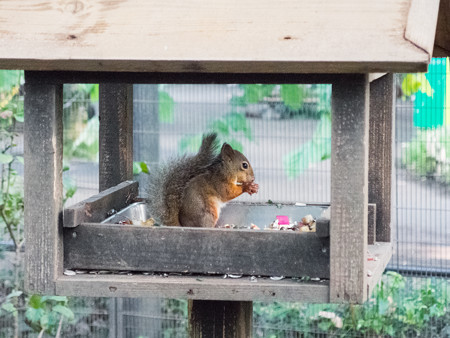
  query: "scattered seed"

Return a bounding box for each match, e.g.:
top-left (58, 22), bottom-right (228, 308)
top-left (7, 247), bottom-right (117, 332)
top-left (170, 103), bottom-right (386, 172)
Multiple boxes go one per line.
top-left (270, 276), bottom-right (285, 281)
top-left (63, 269), bottom-right (76, 276)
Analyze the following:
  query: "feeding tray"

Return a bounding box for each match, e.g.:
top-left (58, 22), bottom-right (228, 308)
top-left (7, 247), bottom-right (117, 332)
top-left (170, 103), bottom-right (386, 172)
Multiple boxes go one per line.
top-left (63, 182), bottom-right (331, 279)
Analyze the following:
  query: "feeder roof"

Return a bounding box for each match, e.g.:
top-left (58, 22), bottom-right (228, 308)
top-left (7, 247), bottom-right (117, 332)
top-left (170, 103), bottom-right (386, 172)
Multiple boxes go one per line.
top-left (0, 0), bottom-right (442, 74)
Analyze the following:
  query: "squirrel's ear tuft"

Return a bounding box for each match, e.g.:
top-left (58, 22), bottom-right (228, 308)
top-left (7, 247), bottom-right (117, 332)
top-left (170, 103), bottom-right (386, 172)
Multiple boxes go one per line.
top-left (220, 143), bottom-right (234, 161)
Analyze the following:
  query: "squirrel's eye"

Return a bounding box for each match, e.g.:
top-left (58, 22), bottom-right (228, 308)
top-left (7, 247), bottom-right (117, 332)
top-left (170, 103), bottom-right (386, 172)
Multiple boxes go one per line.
top-left (242, 162), bottom-right (248, 169)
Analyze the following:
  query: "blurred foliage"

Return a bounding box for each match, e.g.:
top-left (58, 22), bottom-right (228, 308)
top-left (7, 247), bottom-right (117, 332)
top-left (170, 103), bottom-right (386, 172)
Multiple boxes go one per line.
top-left (158, 90), bottom-right (175, 123)
top-left (283, 113), bottom-right (331, 179)
top-left (133, 161), bottom-right (150, 176)
top-left (254, 272), bottom-right (449, 337)
top-left (179, 112), bottom-right (252, 154)
top-left (25, 295), bottom-right (74, 336)
top-left (401, 73), bottom-right (433, 99)
top-left (402, 126), bottom-right (450, 184)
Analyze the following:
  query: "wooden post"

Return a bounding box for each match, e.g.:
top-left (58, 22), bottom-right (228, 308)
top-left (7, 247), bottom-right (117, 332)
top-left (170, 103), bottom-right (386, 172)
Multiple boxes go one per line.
top-left (99, 83), bottom-right (133, 338)
top-left (369, 73), bottom-right (394, 242)
top-left (99, 83), bottom-right (134, 191)
top-left (189, 300), bottom-right (252, 338)
top-left (24, 73), bottom-right (64, 293)
top-left (330, 74), bottom-right (369, 303)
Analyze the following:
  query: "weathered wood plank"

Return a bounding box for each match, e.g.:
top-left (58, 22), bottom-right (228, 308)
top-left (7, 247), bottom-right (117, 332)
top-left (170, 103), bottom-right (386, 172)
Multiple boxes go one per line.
top-left (24, 71), bottom-right (343, 85)
top-left (367, 204), bottom-right (377, 245)
top-left (63, 181), bottom-right (139, 228)
top-left (405, 0), bottom-right (440, 56)
top-left (55, 274), bottom-right (330, 302)
top-left (369, 74), bottom-right (394, 243)
top-left (366, 242), bottom-right (393, 299)
top-left (64, 225), bottom-right (330, 278)
top-left (24, 76), bottom-right (63, 294)
top-left (330, 74), bottom-right (369, 303)
top-left (189, 300), bottom-right (252, 338)
top-left (434, 0), bottom-right (450, 57)
top-left (0, 0), bottom-right (431, 73)
top-left (99, 83), bottom-right (134, 191)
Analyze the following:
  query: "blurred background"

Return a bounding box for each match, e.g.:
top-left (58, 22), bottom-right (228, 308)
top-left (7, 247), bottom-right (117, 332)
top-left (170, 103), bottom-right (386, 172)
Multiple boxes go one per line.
top-left (0, 58), bottom-right (448, 336)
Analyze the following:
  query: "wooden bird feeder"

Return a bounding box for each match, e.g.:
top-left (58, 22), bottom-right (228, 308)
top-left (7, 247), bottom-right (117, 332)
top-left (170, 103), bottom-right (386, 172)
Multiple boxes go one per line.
top-left (0, 0), bottom-right (447, 335)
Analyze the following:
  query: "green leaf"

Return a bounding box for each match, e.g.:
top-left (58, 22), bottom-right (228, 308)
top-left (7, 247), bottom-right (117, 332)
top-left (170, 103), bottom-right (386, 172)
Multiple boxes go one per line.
top-left (133, 161), bottom-right (149, 175)
top-left (280, 84), bottom-right (305, 111)
top-left (26, 307), bottom-right (44, 323)
top-left (52, 304), bottom-right (74, 321)
top-left (71, 117), bottom-right (99, 161)
top-left (377, 299), bottom-right (390, 316)
top-left (402, 74), bottom-right (421, 97)
top-left (133, 162), bottom-right (142, 175)
top-left (318, 320), bottom-right (332, 332)
top-left (2, 302), bottom-right (17, 313)
top-left (210, 120), bottom-right (230, 136)
top-left (283, 114), bottom-right (331, 178)
top-left (401, 74), bottom-right (433, 98)
top-left (28, 294), bottom-right (43, 309)
top-left (40, 313), bottom-right (49, 329)
top-left (15, 156), bottom-right (24, 164)
top-left (139, 161), bottom-right (149, 174)
top-left (416, 74), bottom-right (433, 97)
top-left (241, 84), bottom-right (275, 104)
top-left (89, 84), bottom-right (99, 102)
top-left (224, 113), bottom-right (247, 133)
top-left (0, 70), bottom-right (23, 92)
top-left (14, 112), bottom-right (24, 123)
top-left (158, 91), bottom-right (175, 123)
top-left (0, 153), bottom-right (13, 164)
top-left (7, 290), bottom-right (23, 299)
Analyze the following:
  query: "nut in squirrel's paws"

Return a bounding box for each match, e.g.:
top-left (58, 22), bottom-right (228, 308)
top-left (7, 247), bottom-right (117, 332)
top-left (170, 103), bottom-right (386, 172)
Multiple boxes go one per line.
top-left (243, 182), bottom-right (259, 195)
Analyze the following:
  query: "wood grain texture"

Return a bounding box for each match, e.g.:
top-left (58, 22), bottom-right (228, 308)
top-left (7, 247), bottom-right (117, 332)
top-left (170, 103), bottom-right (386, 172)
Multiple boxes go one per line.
top-left (55, 274), bottom-right (330, 302)
top-left (24, 78), bottom-right (63, 294)
top-left (63, 224), bottom-right (330, 278)
top-left (405, 0), bottom-right (440, 56)
top-left (369, 74), bottom-right (394, 243)
top-left (330, 74), bottom-right (369, 303)
top-left (99, 83), bottom-right (133, 191)
top-left (367, 204), bottom-right (377, 245)
top-left (0, 0), bottom-right (433, 73)
top-left (189, 300), bottom-right (252, 338)
top-left (63, 181), bottom-right (138, 228)
top-left (434, 0), bottom-right (450, 57)
top-left (367, 242), bottom-right (393, 299)
top-left (23, 71), bottom-right (344, 85)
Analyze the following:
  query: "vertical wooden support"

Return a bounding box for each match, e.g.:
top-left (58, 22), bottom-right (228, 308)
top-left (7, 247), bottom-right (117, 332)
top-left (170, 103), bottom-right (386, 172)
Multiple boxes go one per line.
top-left (24, 73), bottom-right (63, 293)
top-left (369, 73), bottom-right (394, 243)
top-left (330, 74), bottom-right (369, 303)
top-left (99, 83), bottom-right (134, 191)
top-left (189, 300), bottom-right (252, 338)
top-left (99, 83), bottom-right (133, 338)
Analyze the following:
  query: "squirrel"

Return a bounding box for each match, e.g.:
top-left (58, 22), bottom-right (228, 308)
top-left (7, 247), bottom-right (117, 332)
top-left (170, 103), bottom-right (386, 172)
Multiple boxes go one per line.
top-left (146, 133), bottom-right (259, 227)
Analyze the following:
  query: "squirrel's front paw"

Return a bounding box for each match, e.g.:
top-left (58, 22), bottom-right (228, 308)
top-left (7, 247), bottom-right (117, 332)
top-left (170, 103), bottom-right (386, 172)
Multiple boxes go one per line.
top-left (245, 182), bottom-right (259, 195)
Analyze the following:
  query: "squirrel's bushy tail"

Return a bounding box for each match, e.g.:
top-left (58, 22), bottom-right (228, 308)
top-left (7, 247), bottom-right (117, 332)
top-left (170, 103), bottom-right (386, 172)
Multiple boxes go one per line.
top-left (146, 133), bottom-right (220, 225)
